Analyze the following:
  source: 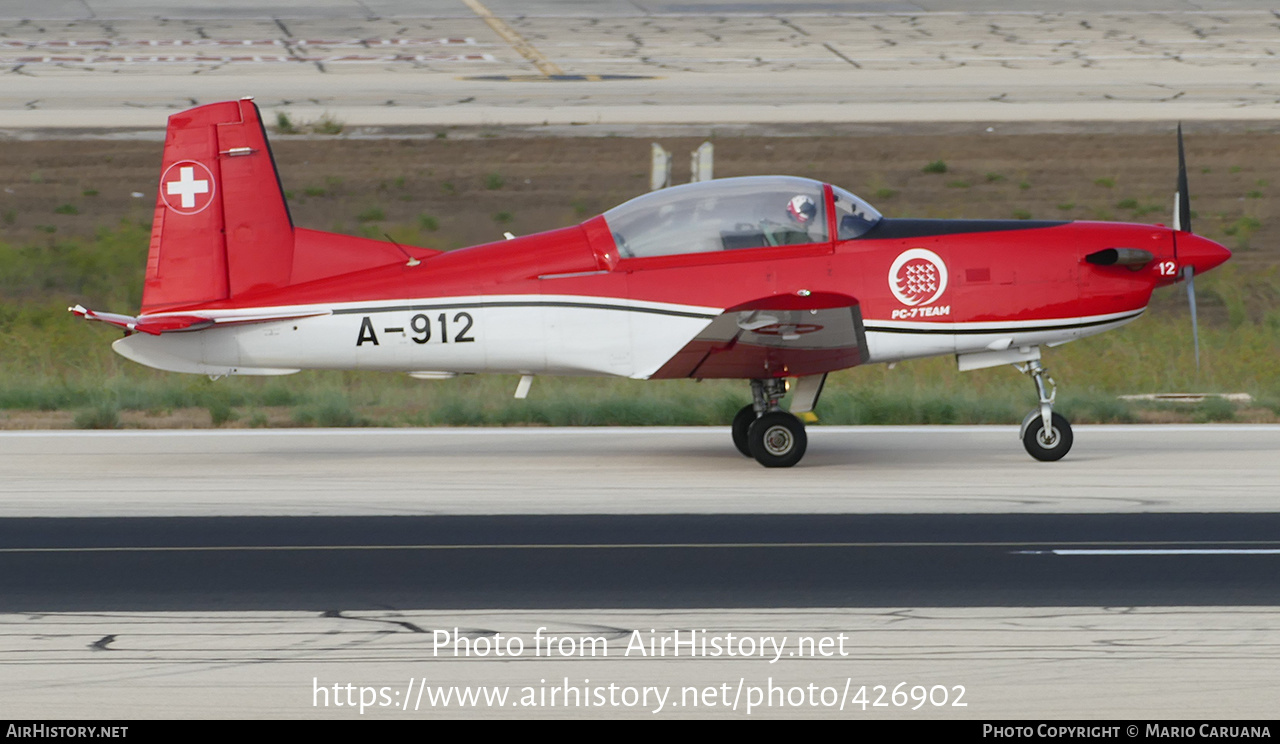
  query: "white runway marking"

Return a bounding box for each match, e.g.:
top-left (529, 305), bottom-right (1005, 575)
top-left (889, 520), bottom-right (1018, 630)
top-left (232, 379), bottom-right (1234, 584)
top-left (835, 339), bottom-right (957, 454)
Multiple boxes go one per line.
top-left (8, 53), bottom-right (494, 64)
top-left (9, 541), bottom-right (1280, 554)
top-left (1042, 549), bottom-right (1280, 556)
top-left (1, 38), bottom-right (478, 47)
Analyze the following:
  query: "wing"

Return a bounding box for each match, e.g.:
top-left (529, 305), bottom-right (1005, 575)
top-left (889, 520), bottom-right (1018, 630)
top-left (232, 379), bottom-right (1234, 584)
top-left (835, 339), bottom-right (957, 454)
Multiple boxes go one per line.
top-left (648, 292), bottom-right (868, 379)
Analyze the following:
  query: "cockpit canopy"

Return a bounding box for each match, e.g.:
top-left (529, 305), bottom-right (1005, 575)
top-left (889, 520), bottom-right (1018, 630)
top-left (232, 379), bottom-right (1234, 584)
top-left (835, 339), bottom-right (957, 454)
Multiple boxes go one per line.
top-left (603, 176), bottom-right (881, 259)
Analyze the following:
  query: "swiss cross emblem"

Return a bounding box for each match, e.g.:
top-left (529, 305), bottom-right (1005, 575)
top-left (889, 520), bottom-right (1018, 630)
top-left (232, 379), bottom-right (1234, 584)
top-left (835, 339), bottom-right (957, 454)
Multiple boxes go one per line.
top-left (889, 248), bottom-right (948, 307)
top-left (160, 160), bottom-right (215, 215)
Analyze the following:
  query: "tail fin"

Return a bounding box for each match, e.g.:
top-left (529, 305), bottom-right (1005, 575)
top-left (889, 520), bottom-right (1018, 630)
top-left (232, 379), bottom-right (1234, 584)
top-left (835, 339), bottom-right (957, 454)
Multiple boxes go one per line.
top-left (143, 98), bottom-right (293, 312)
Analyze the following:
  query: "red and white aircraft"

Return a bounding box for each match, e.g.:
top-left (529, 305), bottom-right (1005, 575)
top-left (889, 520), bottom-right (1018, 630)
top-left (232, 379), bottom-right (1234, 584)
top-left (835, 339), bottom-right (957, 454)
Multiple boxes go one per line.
top-left (72, 99), bottom-right (1231, 467)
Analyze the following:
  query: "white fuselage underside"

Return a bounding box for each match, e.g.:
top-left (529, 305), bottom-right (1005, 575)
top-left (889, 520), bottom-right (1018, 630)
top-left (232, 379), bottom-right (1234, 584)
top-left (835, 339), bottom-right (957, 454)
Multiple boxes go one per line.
top-left (112, 295), bottom-right (1145, 379)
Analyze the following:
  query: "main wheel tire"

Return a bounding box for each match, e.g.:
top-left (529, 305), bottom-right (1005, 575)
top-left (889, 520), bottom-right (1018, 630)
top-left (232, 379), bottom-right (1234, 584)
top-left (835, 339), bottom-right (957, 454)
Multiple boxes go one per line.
top-left (1022, 411), bottom-right (1073, 462)
top-left (731, 405), bottom-right (756, 457)
top-left (748, 411), bottom-right (808, 468)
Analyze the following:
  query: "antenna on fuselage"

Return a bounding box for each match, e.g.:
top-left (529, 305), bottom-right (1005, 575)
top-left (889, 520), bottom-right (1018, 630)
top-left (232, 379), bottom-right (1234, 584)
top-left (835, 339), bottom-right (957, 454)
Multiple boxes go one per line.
top-left (384, 233), bottom-right (421, 267)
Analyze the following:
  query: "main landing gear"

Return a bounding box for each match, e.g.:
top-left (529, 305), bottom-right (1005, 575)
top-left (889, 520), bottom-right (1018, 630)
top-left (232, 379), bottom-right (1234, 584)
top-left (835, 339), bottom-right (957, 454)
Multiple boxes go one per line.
top-left (733, 379), bottom-right (808, 468)
top-left (1016, 359), bottom-right (1073, 461)
top-left (731, 362), bottom-right (1073, 466)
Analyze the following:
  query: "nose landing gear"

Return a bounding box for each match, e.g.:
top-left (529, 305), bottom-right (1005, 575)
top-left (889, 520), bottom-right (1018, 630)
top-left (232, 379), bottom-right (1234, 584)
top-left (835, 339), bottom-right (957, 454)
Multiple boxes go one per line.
top-left (732, 378), bottom-right (808, 468)
top-left (1016, 358), bottom-right (1073, 461)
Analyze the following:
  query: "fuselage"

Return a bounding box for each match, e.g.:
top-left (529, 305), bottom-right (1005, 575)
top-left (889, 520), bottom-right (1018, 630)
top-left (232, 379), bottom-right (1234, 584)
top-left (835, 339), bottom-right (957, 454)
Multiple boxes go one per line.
top-left (112, 207), bottom-right (1230, 381)
top-left (70, 100), bottom-right (1234, 468)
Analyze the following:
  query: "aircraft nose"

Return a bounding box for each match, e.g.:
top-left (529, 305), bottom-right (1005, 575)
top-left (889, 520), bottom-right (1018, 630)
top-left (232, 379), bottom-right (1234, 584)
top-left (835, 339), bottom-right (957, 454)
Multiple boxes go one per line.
top-left (1176, 232), bottom-right (1231, 276)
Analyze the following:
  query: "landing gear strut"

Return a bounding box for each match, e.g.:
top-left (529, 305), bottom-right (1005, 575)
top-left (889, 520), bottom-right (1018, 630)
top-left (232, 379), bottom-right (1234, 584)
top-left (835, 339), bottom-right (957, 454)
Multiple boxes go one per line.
top-left (732, 379), bottom-right (808, 468)
top-left (1016, 359), bottom-right (1073, 461)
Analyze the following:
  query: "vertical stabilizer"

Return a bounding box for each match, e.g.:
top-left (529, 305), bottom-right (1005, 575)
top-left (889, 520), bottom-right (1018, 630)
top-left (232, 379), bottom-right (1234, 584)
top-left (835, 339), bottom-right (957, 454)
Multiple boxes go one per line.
top-left (143, 99), bottom-right (293, 312)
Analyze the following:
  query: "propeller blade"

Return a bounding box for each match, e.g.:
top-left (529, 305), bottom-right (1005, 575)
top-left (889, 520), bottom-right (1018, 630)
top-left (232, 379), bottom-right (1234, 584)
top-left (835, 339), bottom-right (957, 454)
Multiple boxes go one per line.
top-left (1183, 265), bottom-right (1200, 370)
top-left (1176, 123), bottom-right (1191, 233)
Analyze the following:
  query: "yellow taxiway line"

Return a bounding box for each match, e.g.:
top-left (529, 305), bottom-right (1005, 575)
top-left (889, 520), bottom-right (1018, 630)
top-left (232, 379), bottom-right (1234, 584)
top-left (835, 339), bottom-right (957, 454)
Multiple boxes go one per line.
top-left (461, 0), bottom-right (564, 78)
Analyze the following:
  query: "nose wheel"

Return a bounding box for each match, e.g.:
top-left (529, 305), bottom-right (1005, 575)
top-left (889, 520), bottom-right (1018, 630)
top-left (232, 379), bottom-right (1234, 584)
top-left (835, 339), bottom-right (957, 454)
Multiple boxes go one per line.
top-left (1016, 359), bottom-right (1073, 461)
top-left (1021, 410), bottom-right (1073, 461)
top-left (732, 379), bottom-right (808, 467)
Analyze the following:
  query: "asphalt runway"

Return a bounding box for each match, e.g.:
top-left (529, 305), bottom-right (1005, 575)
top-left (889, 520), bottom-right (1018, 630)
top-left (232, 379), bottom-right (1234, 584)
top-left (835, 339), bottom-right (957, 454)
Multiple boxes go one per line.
top-left (4, 0), bottom-right (1280, 128)
top-left (3, 426), bottom-right (1279, 517)
top-left (4, 512), bottom-right (1280, 612)
top-left (3, 426), bottom-right (1278, 612)
top-left (1, 426), bottom-right (1276, 717)
top-left (6, 605), bottom-right (1280, 719)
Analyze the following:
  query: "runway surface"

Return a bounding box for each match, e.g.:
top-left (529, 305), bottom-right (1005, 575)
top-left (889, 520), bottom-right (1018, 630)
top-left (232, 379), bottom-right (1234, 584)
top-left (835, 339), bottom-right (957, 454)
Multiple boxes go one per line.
top-left (4, 512), bottom-right (1280, 611)
top-left (4, 1), bottom-right (1280, 127)
top-left (5, 605), bottom-right (1280, 719)
top-left (1, 426), bottom-right (1276, 717)
top-left (4, 0), bottom-right (1279, 717)
top-left (3, 426), bottom-right (1278, 517)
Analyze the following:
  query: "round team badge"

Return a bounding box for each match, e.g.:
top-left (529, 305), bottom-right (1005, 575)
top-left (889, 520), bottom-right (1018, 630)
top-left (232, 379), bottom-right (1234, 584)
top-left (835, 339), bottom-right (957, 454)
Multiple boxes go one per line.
top-left (888, 248), bottom-right (948, 307)
top-left (160, 160), bottom-right (216, 215)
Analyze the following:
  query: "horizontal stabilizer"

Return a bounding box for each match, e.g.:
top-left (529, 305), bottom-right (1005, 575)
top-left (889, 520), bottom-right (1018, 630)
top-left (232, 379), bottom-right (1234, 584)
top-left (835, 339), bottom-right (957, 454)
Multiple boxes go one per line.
top-left (70, 304), bottom-right (327, 336)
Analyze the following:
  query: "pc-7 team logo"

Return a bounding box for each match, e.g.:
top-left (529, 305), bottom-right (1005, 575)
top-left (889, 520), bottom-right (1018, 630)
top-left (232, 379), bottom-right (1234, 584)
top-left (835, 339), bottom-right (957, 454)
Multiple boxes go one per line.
top-left (888, 248), bottom-right (950, 319)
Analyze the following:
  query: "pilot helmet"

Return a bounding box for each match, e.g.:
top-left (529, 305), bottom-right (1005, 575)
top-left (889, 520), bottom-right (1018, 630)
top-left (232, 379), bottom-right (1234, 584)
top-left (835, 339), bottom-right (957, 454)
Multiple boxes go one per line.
top-left (786, 194), bottom-right (817, 224)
